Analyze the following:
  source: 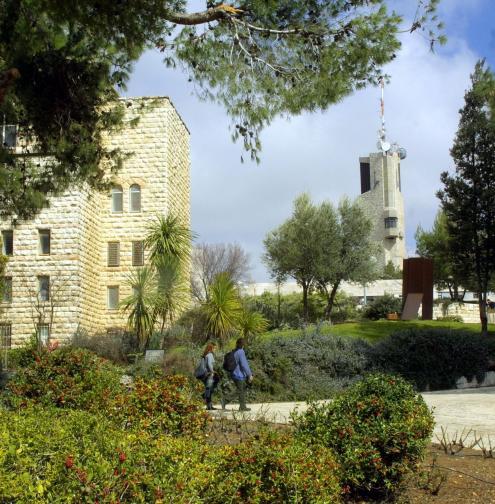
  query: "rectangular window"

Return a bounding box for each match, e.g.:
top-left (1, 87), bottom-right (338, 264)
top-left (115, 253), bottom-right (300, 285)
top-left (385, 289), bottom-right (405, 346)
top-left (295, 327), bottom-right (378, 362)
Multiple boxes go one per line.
top-left (38, 276), bottom-right (50, 301)
top-left (384, 217), bottom-right (398, 229)
top-left (107, 242), bottom-right (120, 267)
top-left (1, 230), bottom-right (13, 256)
top-left (2, 277), bottom-right (12, 303)
top-left (107, 286), bottom-right (119, 310)
top-left (360, 162), bottom-right (371, 194)
top-left (132, 241), bottom-right (144, 266)
top-left (37, 324), bottom-right (50, 345)
top-left (39, 229), bottom-right (51, 255)
top-left (0, 324), bottom-right (12, 349)
top-left (1, 125), bottom-right (16, 148)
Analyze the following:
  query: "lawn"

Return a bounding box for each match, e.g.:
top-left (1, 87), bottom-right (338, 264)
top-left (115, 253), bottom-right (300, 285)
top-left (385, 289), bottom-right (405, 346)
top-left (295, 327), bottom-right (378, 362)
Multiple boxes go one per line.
top-left (261, 319), bottom-right (494, 343)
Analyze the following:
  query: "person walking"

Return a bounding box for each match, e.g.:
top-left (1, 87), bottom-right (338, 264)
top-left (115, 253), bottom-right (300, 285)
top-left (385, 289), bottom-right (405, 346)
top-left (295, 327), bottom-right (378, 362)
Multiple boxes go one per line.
top-left (201, 342), bottom-right (219, 410)
top-left (231, 338), bottom-right (253, 412)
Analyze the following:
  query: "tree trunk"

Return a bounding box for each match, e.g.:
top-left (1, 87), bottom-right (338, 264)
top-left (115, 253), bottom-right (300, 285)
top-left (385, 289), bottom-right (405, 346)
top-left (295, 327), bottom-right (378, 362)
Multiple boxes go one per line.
top-left (324, 281), bottom-right (340, 320)
top-left (479, 290), bottom-right (488, 336)
top-left (302, 282), bottom-right (309, 322)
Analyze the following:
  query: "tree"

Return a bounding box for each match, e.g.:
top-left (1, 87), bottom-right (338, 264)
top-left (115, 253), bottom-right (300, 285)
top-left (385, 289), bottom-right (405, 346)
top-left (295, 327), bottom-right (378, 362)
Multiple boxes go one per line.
top-left (191, 242), bottom-right (251, 302)
top-left (0, 1), bottom-right (444, 219)
top-left (144, 214), bottom-right (193, 267)
top-left (154, 256), bottom-right (190, 332)
top-left (415, 210), bottom-right (466, 300)
top-left (120, 266), bottom-right (157, 351)
top-left (237, 308), bottom-right (269, 341)
top-left (379, 260), bottom-right (402, 280)
top-left (202, 272), bottom-right (242, 343)
top-left (315, 198), bottom-right (379, 319)
top-left (437, 61), bottom-right (495, 335)
top-left (122, 213), bottom-right (192, 349)
top-left (263, 193), bottom-right (323, 320)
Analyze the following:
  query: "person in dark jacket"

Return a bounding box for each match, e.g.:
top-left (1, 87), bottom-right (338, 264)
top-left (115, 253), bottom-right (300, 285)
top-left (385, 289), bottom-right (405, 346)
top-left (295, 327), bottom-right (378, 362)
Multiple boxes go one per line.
top-left (231, 338), bottom-right (253, 411)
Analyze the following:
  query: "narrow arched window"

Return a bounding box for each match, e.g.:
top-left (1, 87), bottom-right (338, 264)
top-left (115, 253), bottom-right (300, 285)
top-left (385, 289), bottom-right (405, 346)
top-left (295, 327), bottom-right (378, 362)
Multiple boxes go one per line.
top-left (129, 184), bottom-right (141, 212)
top-left (111, 185), bottom-right (123, 213)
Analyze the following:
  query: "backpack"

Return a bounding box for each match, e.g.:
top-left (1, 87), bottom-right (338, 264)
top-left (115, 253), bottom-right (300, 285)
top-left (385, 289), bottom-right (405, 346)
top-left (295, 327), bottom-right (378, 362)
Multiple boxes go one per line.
top-left (194, 356), bottom-right (207, 379)
top-left (223, 350), bottom-right (237, 373)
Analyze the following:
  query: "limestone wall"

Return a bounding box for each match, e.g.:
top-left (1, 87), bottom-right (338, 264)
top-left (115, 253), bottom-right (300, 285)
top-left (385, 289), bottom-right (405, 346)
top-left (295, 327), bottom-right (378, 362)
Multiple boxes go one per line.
top-left (0, 97), bottom-right (191, 345)
top-left (0, 190), bottom-right (86, 345)
top-left (433, 302), bottom-right (482, 323)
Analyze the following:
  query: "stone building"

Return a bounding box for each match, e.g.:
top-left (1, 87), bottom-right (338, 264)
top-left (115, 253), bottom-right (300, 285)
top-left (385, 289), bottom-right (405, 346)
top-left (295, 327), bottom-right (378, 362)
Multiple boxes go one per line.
top-left (0, 97), bottom-right (190, 347)
top-left (357, 149), bottom-right (406, 269)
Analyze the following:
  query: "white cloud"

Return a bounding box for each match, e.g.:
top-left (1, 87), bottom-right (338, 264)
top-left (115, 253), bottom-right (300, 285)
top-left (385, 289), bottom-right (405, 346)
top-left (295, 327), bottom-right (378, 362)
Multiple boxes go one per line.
top-left (125, 13), bottom-right (479, 281)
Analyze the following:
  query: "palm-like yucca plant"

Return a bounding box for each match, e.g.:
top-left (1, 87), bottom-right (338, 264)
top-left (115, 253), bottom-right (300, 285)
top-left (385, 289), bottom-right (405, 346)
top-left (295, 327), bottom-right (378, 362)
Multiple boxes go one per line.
top-left (154, 256), bottom-right (190, 332)
top-left (145, 214), bottom-right (194, 266)
top-left (120, 266), bottom-right (157, 351)
top-left (238, 309), bottom-right (269, 341)
top-left (203, 272), bottom-right (242, 343)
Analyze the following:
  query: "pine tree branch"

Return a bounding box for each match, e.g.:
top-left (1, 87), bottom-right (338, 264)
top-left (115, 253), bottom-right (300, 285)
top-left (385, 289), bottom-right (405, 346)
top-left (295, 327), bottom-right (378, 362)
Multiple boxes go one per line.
top-left (164, 4), bottom-right (243, 26)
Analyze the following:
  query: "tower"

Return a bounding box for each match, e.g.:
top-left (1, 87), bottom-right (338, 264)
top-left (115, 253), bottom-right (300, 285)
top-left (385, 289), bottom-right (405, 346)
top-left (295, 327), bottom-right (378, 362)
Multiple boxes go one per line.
top-left (357, 80), bottom-right (406, 270)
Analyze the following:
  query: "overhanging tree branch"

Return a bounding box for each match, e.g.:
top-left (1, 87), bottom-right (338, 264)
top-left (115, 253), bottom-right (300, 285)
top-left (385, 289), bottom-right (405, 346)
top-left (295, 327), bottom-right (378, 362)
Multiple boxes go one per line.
top-left (164, 4), bottom-right (243, 26)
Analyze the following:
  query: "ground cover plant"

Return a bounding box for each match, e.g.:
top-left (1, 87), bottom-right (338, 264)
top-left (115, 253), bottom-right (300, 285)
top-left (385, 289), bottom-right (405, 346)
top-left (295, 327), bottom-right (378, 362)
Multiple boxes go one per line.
top-left (293, 373), bottom-right (435, 501)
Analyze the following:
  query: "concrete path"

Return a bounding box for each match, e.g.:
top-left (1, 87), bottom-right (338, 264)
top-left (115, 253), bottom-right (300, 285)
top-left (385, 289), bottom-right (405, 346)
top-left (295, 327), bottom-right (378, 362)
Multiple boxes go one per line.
top-left (211, 387), bottom-right (495, 448)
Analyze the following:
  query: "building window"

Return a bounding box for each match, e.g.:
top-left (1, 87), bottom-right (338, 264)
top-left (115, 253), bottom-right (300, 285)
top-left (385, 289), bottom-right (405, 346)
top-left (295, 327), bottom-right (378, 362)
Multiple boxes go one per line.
top-left (1, 230), bottom-right (13, 256)
top-left (384, 217), bottom-right (398, 229)
top-left (1, 125), bottom-right (16, 149)
top-left (107, 242), bottom-right (120, 267)
top-left (107, 286), bottom-right (119, 310)
top-left (37, 324), bottom-right (50, 345)
top-left (38, 276), bottom-right (50, 301)
top-left (2, 277), bottom-right (12, 303)
top-left (111, 185), bottom-right (123, 213)
top-left (360, 162), bottom-right (371, 194)
top-left (132, 241), bottom-right (144, 266)
top-left (0, 324), bottom-right (12, 349)
top-left (39, 229), bottom-right (51, 255)
top-left (129, 184), bottom-right (141, 212)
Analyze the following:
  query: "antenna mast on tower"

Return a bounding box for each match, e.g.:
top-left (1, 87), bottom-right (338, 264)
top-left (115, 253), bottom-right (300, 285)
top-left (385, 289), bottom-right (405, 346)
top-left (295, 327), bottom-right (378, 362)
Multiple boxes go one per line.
top-left (377, 78), bottom-right (391, 154)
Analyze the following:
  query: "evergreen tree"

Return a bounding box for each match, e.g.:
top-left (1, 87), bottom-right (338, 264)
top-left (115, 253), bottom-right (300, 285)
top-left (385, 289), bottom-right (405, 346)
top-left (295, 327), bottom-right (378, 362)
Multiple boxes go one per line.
top-left (0, 1), bottom-right (444, 219)
top-left (437, 61), bottom-right (495, 335)
top-left (415, 210), bottom-right (466, 301)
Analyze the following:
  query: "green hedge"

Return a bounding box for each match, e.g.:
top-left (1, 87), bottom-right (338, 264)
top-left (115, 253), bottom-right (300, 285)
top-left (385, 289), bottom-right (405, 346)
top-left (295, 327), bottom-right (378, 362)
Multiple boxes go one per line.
top-left (293, 373), bottom-right (434, 501)
top-left (369, 328), bottom-right (495, 390)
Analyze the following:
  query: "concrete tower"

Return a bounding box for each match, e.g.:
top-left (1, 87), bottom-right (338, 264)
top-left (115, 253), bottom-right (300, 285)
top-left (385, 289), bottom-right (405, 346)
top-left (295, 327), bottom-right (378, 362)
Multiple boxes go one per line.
top-left (357, 80), bottom-right (406, 270)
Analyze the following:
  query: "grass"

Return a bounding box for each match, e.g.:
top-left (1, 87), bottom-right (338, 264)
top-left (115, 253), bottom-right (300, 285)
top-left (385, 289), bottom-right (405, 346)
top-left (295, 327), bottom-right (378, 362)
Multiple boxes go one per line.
top-left (260, 319), bottom-right (494, 344)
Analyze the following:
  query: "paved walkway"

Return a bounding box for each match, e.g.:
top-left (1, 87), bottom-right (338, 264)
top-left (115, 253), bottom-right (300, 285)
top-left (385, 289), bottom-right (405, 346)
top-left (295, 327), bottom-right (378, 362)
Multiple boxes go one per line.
top-left (211, 387), bottom-right (495, 448)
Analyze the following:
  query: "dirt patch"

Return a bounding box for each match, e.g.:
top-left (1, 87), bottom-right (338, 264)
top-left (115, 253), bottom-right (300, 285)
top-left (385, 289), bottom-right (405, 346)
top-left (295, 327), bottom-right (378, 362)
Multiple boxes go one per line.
top-left (403, 445), bottom-right (495, 503)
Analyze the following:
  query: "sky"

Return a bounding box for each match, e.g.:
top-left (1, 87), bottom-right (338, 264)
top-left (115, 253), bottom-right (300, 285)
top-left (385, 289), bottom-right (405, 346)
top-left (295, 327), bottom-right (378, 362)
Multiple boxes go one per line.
top-left (125, 0), bottom-right (495, 282)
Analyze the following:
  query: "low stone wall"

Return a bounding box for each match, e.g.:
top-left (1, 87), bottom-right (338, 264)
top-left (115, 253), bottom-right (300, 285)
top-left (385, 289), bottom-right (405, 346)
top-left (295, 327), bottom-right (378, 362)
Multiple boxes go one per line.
top-left (456, 371), bottom-right (495, 389)
top-left (432, 302), bottom-right (494, 323)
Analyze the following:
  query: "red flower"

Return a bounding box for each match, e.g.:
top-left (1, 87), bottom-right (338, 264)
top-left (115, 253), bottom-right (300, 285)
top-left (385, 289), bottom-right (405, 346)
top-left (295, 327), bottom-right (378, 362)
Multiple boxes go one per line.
top-left (65, 456), bottom-right (74, 469)
top-left (118, 451), bottom-right (126, 463)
